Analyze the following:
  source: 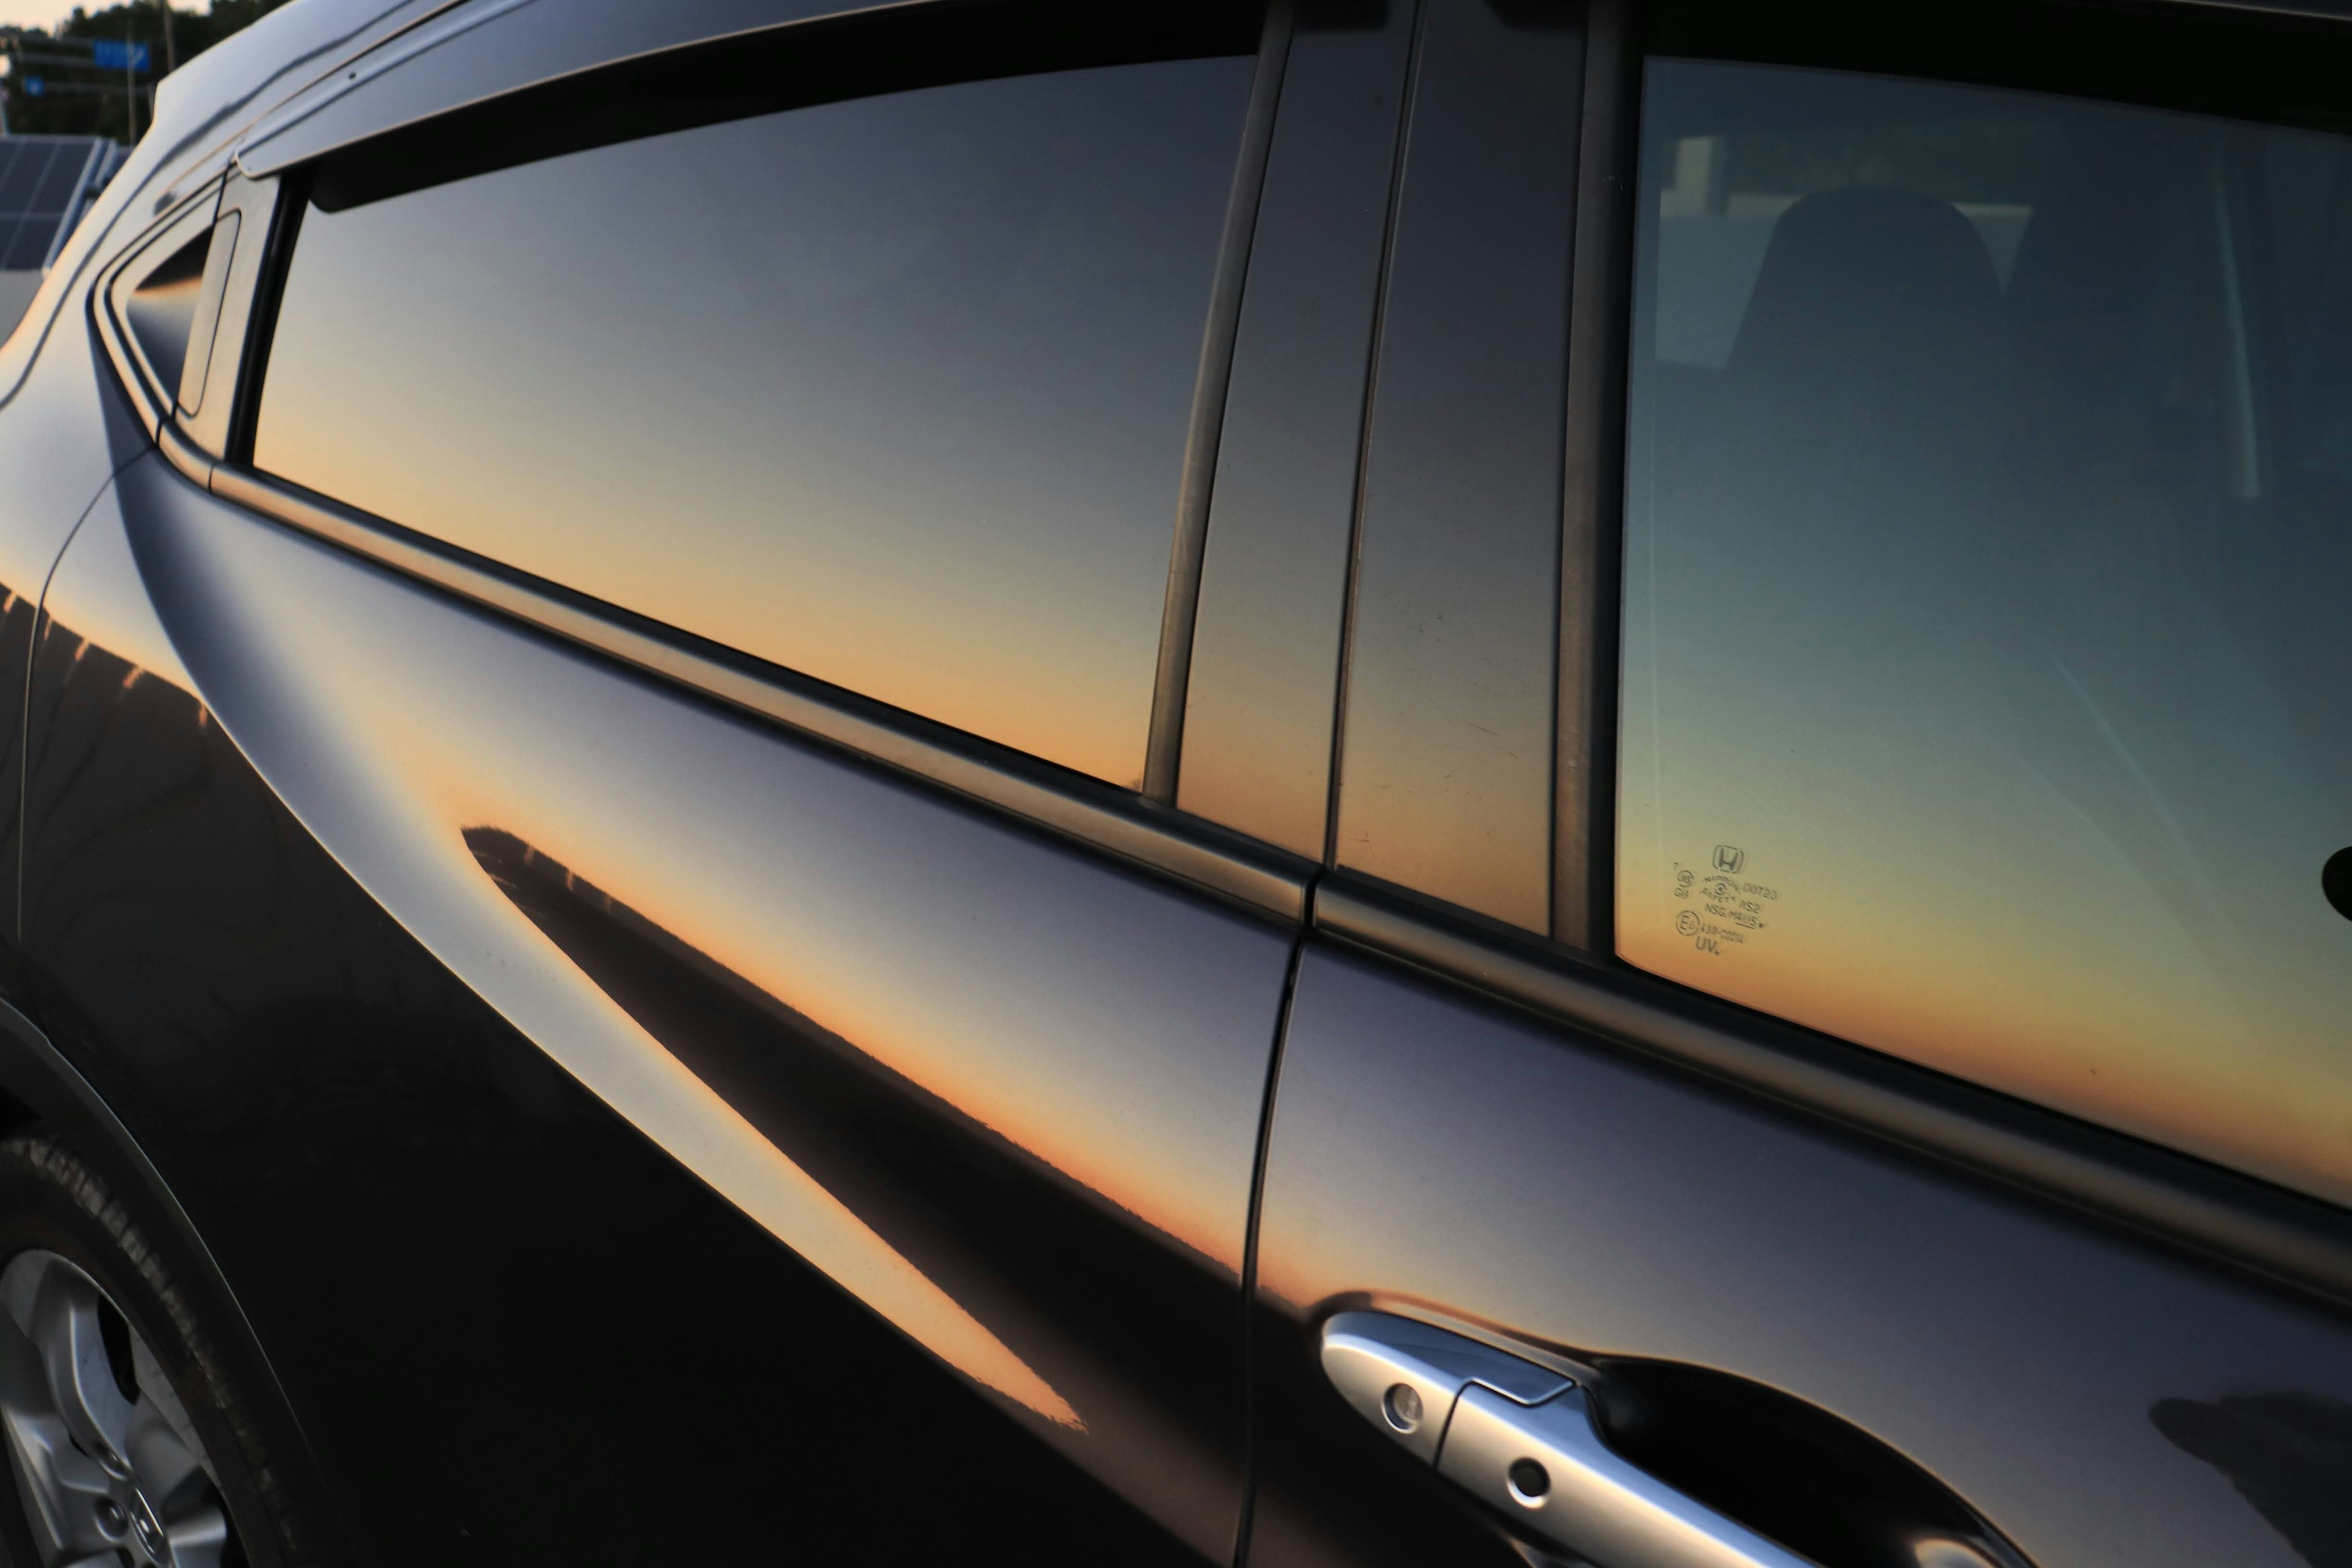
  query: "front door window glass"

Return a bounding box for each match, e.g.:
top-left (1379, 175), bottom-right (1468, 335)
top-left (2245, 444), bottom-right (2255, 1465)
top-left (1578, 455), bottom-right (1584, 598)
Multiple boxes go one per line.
top-left (1619, 58), bottom-right (2352, 1204)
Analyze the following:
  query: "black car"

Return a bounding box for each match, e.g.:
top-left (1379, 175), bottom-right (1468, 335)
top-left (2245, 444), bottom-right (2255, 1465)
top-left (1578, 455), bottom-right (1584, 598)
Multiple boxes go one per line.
top-left (0, 0), bottom-right (2345, 1563)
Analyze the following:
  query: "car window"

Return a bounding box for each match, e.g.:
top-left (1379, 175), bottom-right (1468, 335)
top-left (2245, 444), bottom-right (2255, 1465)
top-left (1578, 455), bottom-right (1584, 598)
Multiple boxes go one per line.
top-left (252, 51), bottom-right (1256, 790)
top-left (1617, 57), bottom-right (2352, 1205)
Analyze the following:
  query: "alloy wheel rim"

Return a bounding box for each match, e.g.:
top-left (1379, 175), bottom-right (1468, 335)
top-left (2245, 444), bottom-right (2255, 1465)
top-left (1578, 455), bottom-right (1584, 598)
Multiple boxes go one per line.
top-left (0, 1249), bottom-right (233, 1567)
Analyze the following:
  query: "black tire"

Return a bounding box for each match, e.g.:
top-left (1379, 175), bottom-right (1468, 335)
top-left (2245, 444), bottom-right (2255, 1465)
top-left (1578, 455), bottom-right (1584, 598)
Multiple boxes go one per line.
top-left (0, 1130), bottom-right (313, 1568)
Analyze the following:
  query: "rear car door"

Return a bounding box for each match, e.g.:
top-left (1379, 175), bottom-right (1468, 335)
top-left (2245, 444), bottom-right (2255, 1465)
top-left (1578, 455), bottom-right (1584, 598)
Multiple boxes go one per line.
top-left (11, 1), bottom-right (1393, 1559)
top-left (1249, 2), bottom-right (2352, 1566)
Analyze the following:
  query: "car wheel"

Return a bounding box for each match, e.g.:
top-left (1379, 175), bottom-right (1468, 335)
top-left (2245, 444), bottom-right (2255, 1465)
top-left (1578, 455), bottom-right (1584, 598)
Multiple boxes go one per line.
top-left (0, 1131), bottom-right (307, 1567)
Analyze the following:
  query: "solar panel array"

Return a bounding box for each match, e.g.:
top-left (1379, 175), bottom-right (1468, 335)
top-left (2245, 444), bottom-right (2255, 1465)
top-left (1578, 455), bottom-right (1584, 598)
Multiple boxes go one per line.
top-left (0, 137), bottom-right (110, 271)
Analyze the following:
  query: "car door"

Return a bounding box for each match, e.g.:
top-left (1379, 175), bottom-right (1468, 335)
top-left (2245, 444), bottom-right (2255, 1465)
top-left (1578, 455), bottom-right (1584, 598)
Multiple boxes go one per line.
top-left (7, 1), bottom-right (1406, 1560)
top-left (1248, 2), bottom-right (2352, 1567)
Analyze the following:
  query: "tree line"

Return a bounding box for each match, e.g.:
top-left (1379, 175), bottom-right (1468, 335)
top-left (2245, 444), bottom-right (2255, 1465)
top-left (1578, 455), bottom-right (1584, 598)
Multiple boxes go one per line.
top-left (4, 1), bottom-right (290, 140)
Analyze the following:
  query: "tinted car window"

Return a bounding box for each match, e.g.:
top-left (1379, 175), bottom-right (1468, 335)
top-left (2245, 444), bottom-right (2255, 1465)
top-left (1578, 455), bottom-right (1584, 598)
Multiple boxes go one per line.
top-left (1618, 59), bottom-right (2352, 1204)
top-left (255, 57), bottom-right (1254, 788)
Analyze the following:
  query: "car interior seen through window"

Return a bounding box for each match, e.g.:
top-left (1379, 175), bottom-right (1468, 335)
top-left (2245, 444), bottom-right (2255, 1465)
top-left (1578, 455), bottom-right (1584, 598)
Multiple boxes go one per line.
top-left (253, 49), bottom-right (1256, 789)
top-left (1618, 56), bottom-right (2352, 1207)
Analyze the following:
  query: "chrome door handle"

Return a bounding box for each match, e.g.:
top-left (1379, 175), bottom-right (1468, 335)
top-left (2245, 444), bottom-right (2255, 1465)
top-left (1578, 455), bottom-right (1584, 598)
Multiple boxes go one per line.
top-left (1321, 1312), bottom-right (1816, 1568)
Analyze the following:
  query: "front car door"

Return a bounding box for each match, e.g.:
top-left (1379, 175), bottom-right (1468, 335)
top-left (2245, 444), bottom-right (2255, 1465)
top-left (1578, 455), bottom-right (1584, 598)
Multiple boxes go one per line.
top-left (1248, 2), bottom-right (2352, 1565)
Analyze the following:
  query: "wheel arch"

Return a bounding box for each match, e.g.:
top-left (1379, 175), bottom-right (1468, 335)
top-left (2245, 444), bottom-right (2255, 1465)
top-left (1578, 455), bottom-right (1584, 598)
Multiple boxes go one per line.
top-left (0, 993), bottom-right (348, 1566)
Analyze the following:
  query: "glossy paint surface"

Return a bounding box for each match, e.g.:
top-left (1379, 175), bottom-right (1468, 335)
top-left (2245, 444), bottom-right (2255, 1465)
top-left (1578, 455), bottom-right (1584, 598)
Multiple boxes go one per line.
top-left (1179, 2), bottom-right (1416, 856)
top-left (1331, 0), bottom-right (1579, 928)
top-left (20, 451), bottom-right (1293, 1561)
top-left (1250, 942), bottom-right (2352, 1568)
top-left (12, 8), bottom-right (2350, 1568)
top-left (257, 56), bottom-right (1251, 789)
top-left (0, 267), bottom-right (157, 1004)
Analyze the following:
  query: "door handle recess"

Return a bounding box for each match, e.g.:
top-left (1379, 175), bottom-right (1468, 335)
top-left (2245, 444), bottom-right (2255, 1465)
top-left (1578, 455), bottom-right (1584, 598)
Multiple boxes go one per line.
top-left (1321, 1311), bottom-right (1816, 1568)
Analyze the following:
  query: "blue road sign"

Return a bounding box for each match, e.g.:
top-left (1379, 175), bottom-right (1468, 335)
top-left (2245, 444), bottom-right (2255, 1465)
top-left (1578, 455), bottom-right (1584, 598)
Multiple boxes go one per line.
top-left (91, 40), bottom-right (150, 73)
top-left (23, 77), bottom-right (40, 97)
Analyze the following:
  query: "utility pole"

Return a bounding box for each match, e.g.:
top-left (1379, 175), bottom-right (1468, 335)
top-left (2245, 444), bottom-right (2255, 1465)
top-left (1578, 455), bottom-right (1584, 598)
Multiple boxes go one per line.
top-left (124, 26), bottom-right (135, 143)
top-left (157, 0), bottom-right (174, 76)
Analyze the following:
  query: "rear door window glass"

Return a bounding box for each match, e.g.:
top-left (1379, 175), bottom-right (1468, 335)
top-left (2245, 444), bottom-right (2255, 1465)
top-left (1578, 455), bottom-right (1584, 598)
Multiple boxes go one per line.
top-left (1618, 58), bottom-right (2352, 1204)
top-left (254, 48), bottom-right (1256, 788)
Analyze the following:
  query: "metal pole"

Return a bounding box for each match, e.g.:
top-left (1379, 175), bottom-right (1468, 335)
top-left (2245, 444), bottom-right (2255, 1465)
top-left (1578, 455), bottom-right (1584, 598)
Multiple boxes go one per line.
top-left (158, 0), bottom-right (174, 75)
top-left (124, 29), bottom-right (134, 144)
